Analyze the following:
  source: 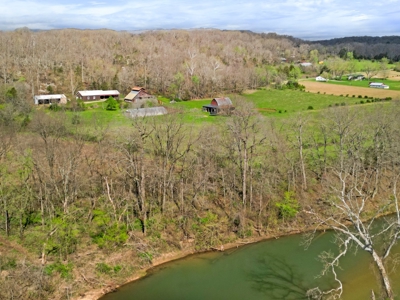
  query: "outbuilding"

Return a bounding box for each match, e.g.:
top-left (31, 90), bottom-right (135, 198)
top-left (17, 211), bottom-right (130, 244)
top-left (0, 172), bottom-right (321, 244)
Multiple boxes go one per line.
top-left (34, 94), bottom-right (67, 105)
top-left (202, 97), bottom-right (234, 116)
top-left (76, 90), bottom-right (120, 101)
top-left (125, 107), bottom-right (167, 118)
top-left (124, 87), bottom-right (156, 102)
top-left (369, 82), bottom-right (389, 89)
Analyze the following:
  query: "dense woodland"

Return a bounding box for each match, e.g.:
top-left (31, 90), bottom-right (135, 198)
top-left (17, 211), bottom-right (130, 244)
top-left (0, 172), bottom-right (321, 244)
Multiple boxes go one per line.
top-left (0, 29), bottom-right (400, 299)
top-left (1, 28), bottom-right (399, 104)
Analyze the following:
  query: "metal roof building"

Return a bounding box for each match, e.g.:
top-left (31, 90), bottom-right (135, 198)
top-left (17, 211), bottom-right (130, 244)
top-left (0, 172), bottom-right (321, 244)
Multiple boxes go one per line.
top-left (34, 94), bottom-right (67, 105)
top-left (76, 90), bottom-right (120, 101)
top-left (125, 107), bottom-right (167, 118)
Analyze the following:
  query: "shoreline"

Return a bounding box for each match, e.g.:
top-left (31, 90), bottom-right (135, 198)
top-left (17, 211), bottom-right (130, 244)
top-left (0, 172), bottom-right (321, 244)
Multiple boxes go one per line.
top-left (73, 229), bottom-right (302, 300)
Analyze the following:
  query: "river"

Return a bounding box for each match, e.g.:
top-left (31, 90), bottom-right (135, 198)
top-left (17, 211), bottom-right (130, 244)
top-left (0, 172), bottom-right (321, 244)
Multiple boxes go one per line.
top-left (100, 230), bottom-right (400, 300)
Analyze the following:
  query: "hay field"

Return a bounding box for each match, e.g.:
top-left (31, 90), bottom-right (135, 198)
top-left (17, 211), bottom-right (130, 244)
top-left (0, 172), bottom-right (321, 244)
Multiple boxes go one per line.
top-left (387, 70), bottom-right (400, 81)
top-left (302, 81), bottom-right (400, 99)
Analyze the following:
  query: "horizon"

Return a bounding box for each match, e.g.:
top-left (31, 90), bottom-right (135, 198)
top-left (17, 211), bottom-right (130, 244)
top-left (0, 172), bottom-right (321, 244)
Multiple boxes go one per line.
top-left (3, 26), bottom-right (400, 42)
top-left (1, 0), bottom-right (400, 40)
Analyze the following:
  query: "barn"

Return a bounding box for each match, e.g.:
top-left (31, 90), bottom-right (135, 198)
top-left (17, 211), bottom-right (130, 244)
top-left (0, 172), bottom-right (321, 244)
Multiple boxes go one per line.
top-left (202, 97), bottom-right (234, 115)
top-left (76, 90), bottom-right (120, 101)
top-left (124, 87), bottom-right (157, 107)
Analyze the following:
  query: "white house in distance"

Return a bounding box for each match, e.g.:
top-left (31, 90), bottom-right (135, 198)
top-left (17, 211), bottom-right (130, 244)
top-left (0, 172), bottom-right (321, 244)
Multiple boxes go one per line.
top-left (300, 62), bottom-right (312, 67)
top-left (316, 76), bottom-right (327, 82)
top-left (369, 82), bottom-right (389, 89)
top-left (34, 94), bottom-right (67, 105)
top-left (76, 90), bottom-right (120, 101)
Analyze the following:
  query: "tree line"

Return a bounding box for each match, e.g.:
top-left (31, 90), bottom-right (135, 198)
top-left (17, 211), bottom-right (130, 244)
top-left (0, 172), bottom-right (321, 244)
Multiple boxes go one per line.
top-left (1, 28), bottom-right (398, 105)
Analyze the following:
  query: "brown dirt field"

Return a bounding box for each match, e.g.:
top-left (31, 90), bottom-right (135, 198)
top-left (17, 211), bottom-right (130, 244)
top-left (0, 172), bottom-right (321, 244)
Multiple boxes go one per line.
top-left (302, 81), bottom-right (400, 99)
top-left (387, 70), bottom-right (400, 81)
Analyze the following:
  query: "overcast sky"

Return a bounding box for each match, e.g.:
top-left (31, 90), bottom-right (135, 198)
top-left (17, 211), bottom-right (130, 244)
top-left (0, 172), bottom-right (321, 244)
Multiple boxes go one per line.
top-left (1, 0), bottom-right (399, 40)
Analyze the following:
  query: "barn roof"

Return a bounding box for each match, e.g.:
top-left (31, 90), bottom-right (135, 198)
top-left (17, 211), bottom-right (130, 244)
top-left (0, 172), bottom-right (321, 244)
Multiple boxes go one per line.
top-left (132, 86), bottom-right (144, 91)
top-left (77, 90), bottom-right (120, 96)
top-left (124, 91), bottom-right (139, 100)
top-left (213, 97), bottom-right (232, 107)
top-left (34, 94), bottom-right (66, 100)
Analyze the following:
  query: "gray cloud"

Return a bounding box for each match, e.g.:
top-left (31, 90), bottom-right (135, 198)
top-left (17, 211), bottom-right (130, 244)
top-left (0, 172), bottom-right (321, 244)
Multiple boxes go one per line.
top-left (1, 0), bottom-right (399, 39)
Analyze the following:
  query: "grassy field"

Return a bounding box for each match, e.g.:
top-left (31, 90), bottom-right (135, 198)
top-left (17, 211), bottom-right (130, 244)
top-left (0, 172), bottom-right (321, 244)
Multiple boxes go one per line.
top-left (243, 88), bottom-right (365, 114)
top-left (48, 88), bottom-right (393, 131)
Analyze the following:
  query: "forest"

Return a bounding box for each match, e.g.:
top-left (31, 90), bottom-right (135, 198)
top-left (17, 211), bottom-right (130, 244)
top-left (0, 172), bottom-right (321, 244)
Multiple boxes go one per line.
top-left (0, 28), bottom-right (400, 300)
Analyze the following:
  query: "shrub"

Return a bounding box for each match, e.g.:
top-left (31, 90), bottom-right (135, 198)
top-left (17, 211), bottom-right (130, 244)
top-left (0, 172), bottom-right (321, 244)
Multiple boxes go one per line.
top-left (44, 262), bottom-right (73, 279)
top-left (364, 95), bottom-right (368, 99)
top-left (352, 95), bottom-right (355, 98)
top-left (385, 97), bottom-right (392, 101)
top-left (105, 96), bottom-right (118, 111)
top-left (96, 262), bottom-right (112, 274)
top-left (48, 103), bottom-right (61, 111)
top-left (360, 100), bottom-right (364, 104)
top-left (285, 80), bottom-right (305, 91)
top-left (275, 191), bottom-right (299, 221)
top-left (358, 95), bottom-right (362, 98)
top-left (307, 106), bottom-right (313, 110)
top-left (341, 102), bottom-right (346, 106)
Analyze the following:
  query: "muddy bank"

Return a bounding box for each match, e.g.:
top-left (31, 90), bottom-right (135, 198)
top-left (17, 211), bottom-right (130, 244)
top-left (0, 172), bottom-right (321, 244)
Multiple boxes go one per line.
top-left (73, 229), bottom-right (302, 300)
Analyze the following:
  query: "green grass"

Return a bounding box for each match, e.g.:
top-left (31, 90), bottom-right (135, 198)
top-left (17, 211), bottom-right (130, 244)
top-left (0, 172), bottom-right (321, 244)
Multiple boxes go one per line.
top-left (321, 78), bottom-right (400, 91)
top-left (46, 88), bottom-right (393, 130)
top-left (243, 89), bottom-right (362, 115)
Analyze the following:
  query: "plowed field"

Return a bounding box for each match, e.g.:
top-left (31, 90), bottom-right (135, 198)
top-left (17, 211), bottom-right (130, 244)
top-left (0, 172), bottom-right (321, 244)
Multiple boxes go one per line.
top-left (302, 81), bottom-right (400, 99)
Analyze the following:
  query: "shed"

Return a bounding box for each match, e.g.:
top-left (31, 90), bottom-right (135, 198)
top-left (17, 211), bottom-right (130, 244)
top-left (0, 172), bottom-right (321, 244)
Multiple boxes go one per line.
top-left (76, 90), bottom-right (120, 101)
top-left (125, 107), bottom-right (167, 118)
top-left (34, 94), bottom-right (67, 105)
top-left (369, 82), bottom-right (389, 89)
top-left (202, 97), bottom-right (234, 115)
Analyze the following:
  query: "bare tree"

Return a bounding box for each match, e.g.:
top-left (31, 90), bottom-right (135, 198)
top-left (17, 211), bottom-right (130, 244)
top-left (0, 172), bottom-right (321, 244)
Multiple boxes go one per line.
top-left (304, 107), bottom-right (400, 300)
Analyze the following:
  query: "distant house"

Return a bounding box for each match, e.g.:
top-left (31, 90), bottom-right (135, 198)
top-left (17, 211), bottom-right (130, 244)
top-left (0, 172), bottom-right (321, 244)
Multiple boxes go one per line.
top-left (202, 97), bottom-right (234, 116)
top-left (348, 74), bottom-right (365, 81)
top-left (34, 94), bottom-right (67, 105)
top-left (76, 90), bottom-right (120, 101)
top-left (300, 62), bottom-right (312, 67)
top-left (316, 76), bottom-right (327, 82)
top-left (369, 82), bottom-right (389, 89)
top-left (124, 87), bottom-right (157, 107)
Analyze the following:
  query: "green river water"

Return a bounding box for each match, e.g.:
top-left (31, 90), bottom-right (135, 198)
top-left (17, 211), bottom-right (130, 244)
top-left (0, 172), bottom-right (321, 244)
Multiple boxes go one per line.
top-left (101, 231), bottom-right (400, 300)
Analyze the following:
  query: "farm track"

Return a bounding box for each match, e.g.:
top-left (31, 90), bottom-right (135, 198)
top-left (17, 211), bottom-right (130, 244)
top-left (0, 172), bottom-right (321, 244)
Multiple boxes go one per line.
top-left (302, 81), bottom-right (400, 99)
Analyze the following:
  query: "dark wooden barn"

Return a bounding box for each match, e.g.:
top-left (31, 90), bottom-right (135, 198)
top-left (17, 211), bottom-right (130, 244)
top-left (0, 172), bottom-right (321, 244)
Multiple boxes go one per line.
top-left (202, 97), bottom-right (234, 115)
